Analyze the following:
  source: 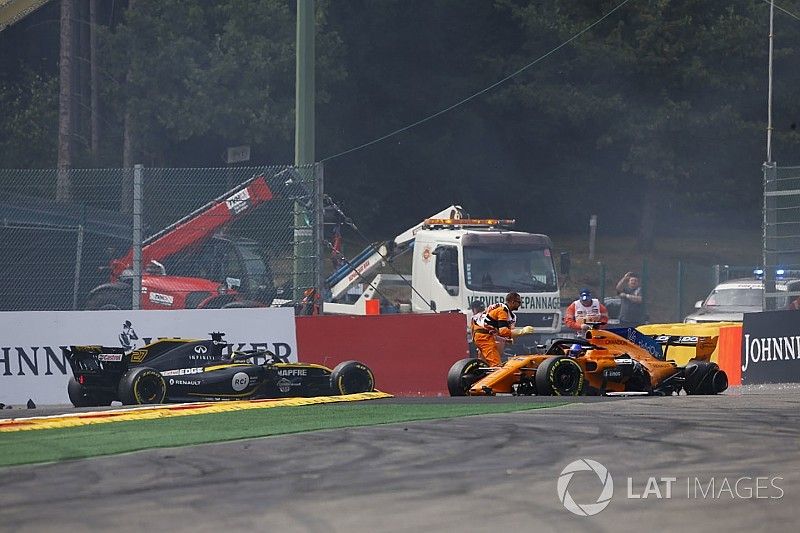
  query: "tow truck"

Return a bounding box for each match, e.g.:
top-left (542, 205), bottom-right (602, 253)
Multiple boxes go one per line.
top-left (85, 174), bottom-right (278, 310)
top-left (323, 206), bottom-right (563, 347)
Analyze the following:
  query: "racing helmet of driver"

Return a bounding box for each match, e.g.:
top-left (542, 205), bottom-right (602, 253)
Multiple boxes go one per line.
top-left (568, 343), bottom-right (584, 357)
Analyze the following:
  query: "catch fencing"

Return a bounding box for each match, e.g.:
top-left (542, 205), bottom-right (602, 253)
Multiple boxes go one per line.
top-left (763, 162), bottom-right (800, 309)
top-left (0, 164), bottom-right (324, 312)
top-left (589, 261), bottom-right (756, 324)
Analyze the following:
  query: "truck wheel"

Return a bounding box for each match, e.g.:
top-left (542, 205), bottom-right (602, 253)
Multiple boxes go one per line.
top-left (683, 360), bottom-right (728, 395)
top-left (86, 291), bottom-right (130, 310)
top-left (534, 356), bottom-right (584, 396)
top-left (222, 300), bottom-right (260, 309)
top-left (118, 367), bottom-right (167, 405)
top-left (447, 358), bottom-right (488, 396)
top-left (330, 361), bottom-right (375, 395)
top-left (67, 378), bottom-right (113, 407)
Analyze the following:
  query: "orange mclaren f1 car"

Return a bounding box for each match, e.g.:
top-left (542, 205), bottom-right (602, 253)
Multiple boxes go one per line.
top-left (448, 326), bottom-right (728, 396)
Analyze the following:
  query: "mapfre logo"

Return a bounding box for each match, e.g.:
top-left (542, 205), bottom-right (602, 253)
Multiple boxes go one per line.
top-left (557, 459), bottom-right (614, 516)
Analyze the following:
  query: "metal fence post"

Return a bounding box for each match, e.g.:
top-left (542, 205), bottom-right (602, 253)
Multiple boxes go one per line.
top-left (293, 179), bottom-right (313, 302)
top-left (642, 257), bottom-right (649, 321)
top-left (676, 260), bottom-right (684, 322)
top-left (132, 164), bottom-right (143, 310)
top-left (763, 162), bottom-right (778, 310)
top-left (72, 221), bottom-right (84, 310)
top-left (589, 214), bottom-right (597, 260)
top-left (598, 261), bottom-right (606, 301)
top-left (314, 162), bottom-right (324, 311)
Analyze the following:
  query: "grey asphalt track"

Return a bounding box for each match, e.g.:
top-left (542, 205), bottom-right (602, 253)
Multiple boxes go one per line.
top-left (1, 386), bottom-right (798, 532)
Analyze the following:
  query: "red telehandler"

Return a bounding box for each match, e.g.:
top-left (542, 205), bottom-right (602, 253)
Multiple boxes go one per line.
top-left (86, 174), bottom-right (278, 310)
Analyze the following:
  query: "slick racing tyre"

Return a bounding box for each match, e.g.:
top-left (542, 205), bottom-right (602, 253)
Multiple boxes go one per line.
top-left (683, 360), bottom-right (728, 395)
top-left (67, 378), bottom-right (113, 407)
top-left (534, 356), bottom-right (585, 396)
top-left (330, 361), bottom-right (375, 394)
top-left (118, 367), bottom-right (168, 405)
top-left (447, 358), bottom-right (488, 396)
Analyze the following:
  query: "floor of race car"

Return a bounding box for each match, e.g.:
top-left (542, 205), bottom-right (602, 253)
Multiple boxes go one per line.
top-left (1, 384), bottom-right (798, 532)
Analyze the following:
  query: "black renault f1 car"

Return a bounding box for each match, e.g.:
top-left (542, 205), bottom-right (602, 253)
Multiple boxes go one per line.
top-left (65, 333), bottom-right (375, 406)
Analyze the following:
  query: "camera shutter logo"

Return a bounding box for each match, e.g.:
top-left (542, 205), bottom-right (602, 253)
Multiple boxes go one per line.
top-left (557, 459), bottom-right (614, 516)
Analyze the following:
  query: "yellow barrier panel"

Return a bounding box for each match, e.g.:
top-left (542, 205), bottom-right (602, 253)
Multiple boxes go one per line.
top-left (0, 391), bottom-right (393, 433)
top-left (636, 322), bottom-right (738, 365)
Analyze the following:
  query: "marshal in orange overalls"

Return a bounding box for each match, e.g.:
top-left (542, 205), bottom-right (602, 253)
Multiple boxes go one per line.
top-left (471, 292), bottom-right (535, 366)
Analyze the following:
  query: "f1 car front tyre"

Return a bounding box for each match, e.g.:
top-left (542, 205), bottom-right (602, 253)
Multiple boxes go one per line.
top-left (683, 360), bottom-right (728, 395)
top-left (67, 378), bottom-right (113, 407)
top-left (118, 367), bottom-right (167, 405)
top-left (535, 356), bottom-right (584, 396)
top-left (330, 361), bottom-right (375, 395)
top-left (447, 358), bottom-right (488, 396)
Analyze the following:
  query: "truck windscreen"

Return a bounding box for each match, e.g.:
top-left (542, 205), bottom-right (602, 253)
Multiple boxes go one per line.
top-left (463, 246), bottom-right (557, 292)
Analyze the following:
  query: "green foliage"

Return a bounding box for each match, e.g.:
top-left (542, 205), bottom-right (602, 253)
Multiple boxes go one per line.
top-left (94, 0), bottom-right (345, 166)
top-left (2, 1), bottom-right (800, 242)
top-left (0, 70), bottom-right (58, 168)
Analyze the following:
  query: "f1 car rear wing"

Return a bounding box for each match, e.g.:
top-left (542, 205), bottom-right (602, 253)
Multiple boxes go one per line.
top-left (606, 327), bottom-right (718, 361)
top-left (652, 334), bottom-right (718, 362)
top-left (64, 345), bottom-right (130, 377)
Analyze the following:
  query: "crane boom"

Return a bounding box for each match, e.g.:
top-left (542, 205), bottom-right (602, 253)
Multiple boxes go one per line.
top-left (326, 205), bottom-right (466, 300)
top-left (110, 174), bottom-right (274, 280)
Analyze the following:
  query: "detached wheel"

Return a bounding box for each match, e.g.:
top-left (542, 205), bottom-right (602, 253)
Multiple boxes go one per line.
top-left (118, 367), bottom-right (167, 405)
top-left (447, 358), bottom-right (488, 396)
top-left (684, 360), bottom-right (728, 395)
top-left (534, 356), bottom-right (585, 396)
top-left (330, 361), bottom-right (375, 394)
top-left (67, 378), bottom-right (113, 407)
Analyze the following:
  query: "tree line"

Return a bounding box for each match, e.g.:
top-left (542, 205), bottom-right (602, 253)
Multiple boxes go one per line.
top-left (1, 0), bottom-right (799, 247)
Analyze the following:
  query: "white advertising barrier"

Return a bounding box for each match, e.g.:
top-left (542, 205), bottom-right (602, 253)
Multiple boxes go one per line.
top-left (0, 307), bottom-right (297, 406)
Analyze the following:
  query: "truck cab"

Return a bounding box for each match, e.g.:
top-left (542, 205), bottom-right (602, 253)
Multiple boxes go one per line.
top-left (323, 207), bottom-right (562, 348)
top-left (411, 219), bottom-right (561, 350)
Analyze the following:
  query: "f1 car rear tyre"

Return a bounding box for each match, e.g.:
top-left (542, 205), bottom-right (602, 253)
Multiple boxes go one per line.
top-left (67, 378), bottom-right (113, 407)
top-left (330, 361), bottom-right (375, 395)
top-left (683, 360), bottom-right (728, 395)
top-left (118, 367), bottom-right (167, 405)
top-left (535, 356), bottom-right (585, 396)
top-left (447, 358), bottom-right (488, 396)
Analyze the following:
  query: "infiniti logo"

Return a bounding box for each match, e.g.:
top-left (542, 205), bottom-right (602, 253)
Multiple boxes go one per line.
top-left (557, 459), bottom-right (614, 516)
top-left (194, 346), bottom-right (207, 354)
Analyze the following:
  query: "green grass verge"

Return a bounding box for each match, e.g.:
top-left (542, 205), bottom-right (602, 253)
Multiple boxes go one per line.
top-left (0, 401), bottom-right (560, 467)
